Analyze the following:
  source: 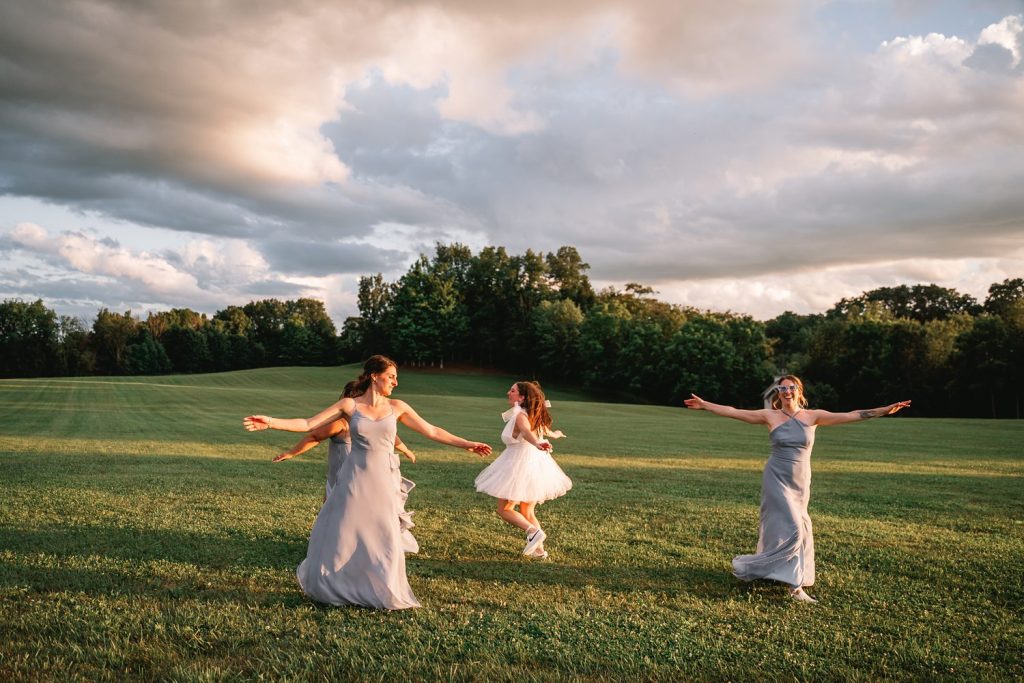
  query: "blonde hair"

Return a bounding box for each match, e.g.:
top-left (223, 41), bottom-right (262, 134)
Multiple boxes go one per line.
top-left (769, 374), bottom-right (808, 410)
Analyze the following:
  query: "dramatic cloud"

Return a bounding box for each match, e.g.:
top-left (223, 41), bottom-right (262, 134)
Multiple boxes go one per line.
top-left (0, 1), bottom-right (1021, 323)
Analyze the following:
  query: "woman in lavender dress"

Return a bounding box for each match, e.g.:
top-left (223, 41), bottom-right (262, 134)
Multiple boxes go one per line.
top-left (245, 355), bottom-right (491, 610)
top-left (685, 375), bottom-right (910, 603)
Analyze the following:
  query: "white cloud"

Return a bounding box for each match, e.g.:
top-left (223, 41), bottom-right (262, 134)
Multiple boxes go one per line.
top-left (642, 251), bottom-right (1024, 320)
top-left (979, 14), bottom-right (1023, 66)
top-left (9, 223), bottom-right (207, 300)
top-left (1, 4), bottom-right (1023, 327)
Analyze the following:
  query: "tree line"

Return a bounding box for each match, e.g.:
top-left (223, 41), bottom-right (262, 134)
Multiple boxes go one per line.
top-left (0, 298), bottom-right (339, 378)
top-left (2, 244), bottom-right (1021, 417)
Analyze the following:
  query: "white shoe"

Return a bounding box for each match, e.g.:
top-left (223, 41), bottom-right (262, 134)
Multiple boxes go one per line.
top-left (523, 528), bottom-right (546, 555)
top-left (531, 546), bottom-right (549, 560)
top-left (789, 588), bottom-right (818, 603)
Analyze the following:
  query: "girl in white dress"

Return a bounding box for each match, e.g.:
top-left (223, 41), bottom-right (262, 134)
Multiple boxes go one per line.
top-left (475, 381), bottom-right (572, 559)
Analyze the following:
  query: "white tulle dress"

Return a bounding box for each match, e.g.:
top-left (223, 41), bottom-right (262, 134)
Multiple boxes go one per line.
top-left (474, 405), bottom-right (572, 503)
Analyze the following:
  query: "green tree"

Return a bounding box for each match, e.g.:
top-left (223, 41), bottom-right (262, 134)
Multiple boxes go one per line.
top-left (161, 325), bottom-right (212, 373)
top-left (91, 309), bottom-right (138, 375)
top-left (984, 278), bottom-right (1024, 324)
top-left (56, 315), bottom-right (94, 376)
top-left (829, 284), bottom-right (979, 322)
top-left (949, 315), bottom-right (1011, 418)
top-left (545, 246), bottom-right (595, 309)
top-left (765, 311), bottom-right (824, 374)
top-left (0, 299), bottom-right (59, 377)
top-left (463, 246), bottom-right (521, 367)
top-left (346, 274), bottom-right (395, 359)
top-left (242, 299), bottom-right (289, 364)
top-left (530, 299), bottom-right (584, 378)
top-left (577, 298), bottom-right (632, 394)
top-left (124, 328), bottom-right (172, 375)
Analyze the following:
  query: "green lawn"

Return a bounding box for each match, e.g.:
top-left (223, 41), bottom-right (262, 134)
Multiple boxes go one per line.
top-left (1, 366), bottom-right (1022, 681)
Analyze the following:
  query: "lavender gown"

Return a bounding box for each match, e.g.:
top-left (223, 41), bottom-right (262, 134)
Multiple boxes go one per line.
top-left (296, 409), bottom-right (420, 609)
top-left (324, 432), bottom-right (351, 499)
top-left (732, 414), bottom-right (816, 588)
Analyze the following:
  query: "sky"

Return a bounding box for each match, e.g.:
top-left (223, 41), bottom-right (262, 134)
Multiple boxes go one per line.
top-left (2, 0), bottom-right (1023, 326)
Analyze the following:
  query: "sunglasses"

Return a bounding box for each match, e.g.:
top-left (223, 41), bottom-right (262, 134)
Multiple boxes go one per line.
top-left (776, 385), bottom-right (799, 393)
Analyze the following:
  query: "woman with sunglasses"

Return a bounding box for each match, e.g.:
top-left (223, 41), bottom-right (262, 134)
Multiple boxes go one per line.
top-left (684, 375), bottom-right (910, 603)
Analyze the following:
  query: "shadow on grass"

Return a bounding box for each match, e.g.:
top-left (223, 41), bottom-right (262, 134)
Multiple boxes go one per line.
top-left (1, 523), bottom-right (744, 607)
top-left (408, 555), bottom-right (736, 602)
top-left (0, 524), bottom-right (306, 571)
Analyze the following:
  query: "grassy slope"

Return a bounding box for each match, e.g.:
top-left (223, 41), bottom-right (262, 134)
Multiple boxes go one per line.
top-left (0, 366), bottom-right (1021, 681)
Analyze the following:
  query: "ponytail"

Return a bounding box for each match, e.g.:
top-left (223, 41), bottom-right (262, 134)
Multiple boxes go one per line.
top-left (353, 355), bottom-right (397, 395)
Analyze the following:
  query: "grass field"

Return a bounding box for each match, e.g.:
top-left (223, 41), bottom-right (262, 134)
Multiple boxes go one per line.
top-left (1, 366), bottom-right (1022, 681)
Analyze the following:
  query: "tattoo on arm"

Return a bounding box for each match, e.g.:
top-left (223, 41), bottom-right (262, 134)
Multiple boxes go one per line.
top-left (858, 409), bottom-right (881, 420)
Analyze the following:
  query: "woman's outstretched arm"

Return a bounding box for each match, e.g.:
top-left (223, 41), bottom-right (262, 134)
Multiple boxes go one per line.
top-left (244, 397), bottom-right (355, 433)
top-left (807, 400), bottom-right (911, 426)
top-left (273, 419), bottom-right (347, 462)
top-left (683, 394), bottom-right (771, 425)
top-left (393, 400), bottom-right (492, 456)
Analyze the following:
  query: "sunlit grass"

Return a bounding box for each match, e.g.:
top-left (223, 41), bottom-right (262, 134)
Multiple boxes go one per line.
top-left (1, 367), bottom-right (1022, 680)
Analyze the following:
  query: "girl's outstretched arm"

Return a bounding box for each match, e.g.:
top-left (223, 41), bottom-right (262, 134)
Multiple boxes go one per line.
top-left (684, 394), bottom-right (771, 426)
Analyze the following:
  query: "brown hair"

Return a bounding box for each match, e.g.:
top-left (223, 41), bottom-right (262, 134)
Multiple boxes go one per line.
top-left (353, 355), bottom-right (397, 395)
top-left (770, 374), bottom-right (808, 410)
top-left (339, 380), bottom-right (362, 400)
top-left (515, 381), bottom-right (553, 433)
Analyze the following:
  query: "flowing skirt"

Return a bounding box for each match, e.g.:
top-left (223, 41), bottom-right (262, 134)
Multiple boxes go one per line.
top-left (732, 454), bottom-right (815, 588)
top-left (475, 442), bottom-right (572, 503)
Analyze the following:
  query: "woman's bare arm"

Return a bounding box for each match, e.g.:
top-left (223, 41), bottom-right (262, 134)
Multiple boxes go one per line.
top-left (244, 397), bottom-right (355, 433)
top-left (274, 419), bottom-right (347, 462)
top-left (683, 394), bottom-right (771, 426)
top-left (808, 401), bottom-right (911, 426)
top-left (393, 400), bottom-right (492, 456)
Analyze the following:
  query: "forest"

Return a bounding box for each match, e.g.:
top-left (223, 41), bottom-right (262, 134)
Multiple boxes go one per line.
top-left (2, 244), bottom-right (1021, 418)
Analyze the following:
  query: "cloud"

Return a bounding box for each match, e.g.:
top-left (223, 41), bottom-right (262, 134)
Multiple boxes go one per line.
top-left (1, 3), bottom-right (1022, 325)
top-left (9, 222), bottom-right (205, 298)
top-left (642, 250), bottom-right (1024, 320)
top-left (259, 238), bottom-right (408, 276)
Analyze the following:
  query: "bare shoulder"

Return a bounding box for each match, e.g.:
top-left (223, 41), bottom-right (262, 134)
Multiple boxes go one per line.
top-left (389, 398), bottom-right (413, 415)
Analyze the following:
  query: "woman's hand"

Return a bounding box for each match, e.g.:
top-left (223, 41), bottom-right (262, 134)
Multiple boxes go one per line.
top-left (683, 394), bottom-right (705, 410)
top-left (885, 400), bottom-right (912, 415)
top-left (536, 440), bottom-right (553, 452)
top-left (273, 451), bottom-right (296, 462)
top-left (244, 415), bottom-right (271, 431)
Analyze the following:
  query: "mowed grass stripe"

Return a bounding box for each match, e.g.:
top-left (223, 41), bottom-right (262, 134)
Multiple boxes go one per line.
top-left (1, 367), bottom-right (1022, 681)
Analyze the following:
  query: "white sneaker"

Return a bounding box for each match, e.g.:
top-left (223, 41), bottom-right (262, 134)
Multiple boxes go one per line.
top-left (523, 528), bottom-right (546, 555)
top-left (789, 588), bottom-right (818, 604)
top-left (531, 546), bottom-right (549, 560)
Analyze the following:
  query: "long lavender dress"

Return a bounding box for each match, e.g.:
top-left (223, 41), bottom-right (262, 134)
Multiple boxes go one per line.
top-left (296, 409), bottom-right (420, 609)
top-left (732, 414), bottom-right (816, 588)
top-left (326, 428), bottom-right (418, 554)
top-left (324, 432), bottom-right (351, 499)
